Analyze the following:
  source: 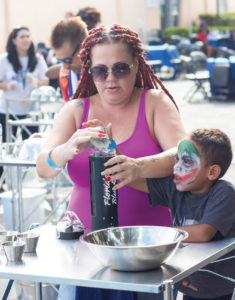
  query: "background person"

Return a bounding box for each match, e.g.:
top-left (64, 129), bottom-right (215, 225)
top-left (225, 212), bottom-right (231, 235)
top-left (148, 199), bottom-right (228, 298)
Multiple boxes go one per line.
top-left (37, 23), bottom-right (186, 300)
top-left (103, 128), bottom-right (235, 300)
top-left (46, 17), bottom-right (87, 102)
top-left (227, 30), bottom-right (235, 51)
top-left (46, 8), bottom-right (101, 101)
top-left (197, 21), bottom-right (216, 57)
top-left (0, 26), bottom-right (48, 142)
top-left (76, 6), bottom-right (101, 31)
top-left (64, 10), bottom-right (75, 20)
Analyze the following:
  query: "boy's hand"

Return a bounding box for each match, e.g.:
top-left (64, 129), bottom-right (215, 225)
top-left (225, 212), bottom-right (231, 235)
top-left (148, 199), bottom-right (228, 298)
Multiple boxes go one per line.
top-left (102, 155), bottom-right (142, 190)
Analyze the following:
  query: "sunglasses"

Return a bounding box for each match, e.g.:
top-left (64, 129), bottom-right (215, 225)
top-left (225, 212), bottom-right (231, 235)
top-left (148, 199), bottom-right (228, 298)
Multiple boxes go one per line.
top-left (89, 62), bottom-right (134, 82)
top-left (58, 43), bottom-right (81, 64)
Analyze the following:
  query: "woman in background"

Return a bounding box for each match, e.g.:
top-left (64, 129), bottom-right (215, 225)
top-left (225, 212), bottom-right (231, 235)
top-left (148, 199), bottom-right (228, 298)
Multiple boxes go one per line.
top-left (0, 26), bottom-right (48, 142)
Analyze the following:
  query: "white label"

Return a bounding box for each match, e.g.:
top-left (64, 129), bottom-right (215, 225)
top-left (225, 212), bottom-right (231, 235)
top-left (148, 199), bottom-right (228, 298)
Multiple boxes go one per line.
top-left (103, 176), bottom-right (117, 206)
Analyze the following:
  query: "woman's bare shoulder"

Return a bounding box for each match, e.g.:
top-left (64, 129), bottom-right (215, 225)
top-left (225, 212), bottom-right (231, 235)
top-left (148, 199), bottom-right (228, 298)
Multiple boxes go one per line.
top-left (145, 89), bottom-right (175, 108)
top-left (57, 98), bottom-right (85, 123)
top-left (61, 98), bottom-right (85, 111)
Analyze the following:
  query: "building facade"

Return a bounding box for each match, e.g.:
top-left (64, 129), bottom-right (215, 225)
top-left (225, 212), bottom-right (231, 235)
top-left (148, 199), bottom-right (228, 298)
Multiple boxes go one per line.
top-left (0, 0), bottom-right (235, 53)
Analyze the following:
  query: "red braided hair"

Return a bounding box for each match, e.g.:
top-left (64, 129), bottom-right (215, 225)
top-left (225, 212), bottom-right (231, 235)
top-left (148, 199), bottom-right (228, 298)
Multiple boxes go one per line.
top-left (73, 24), bottom-right (177, 108)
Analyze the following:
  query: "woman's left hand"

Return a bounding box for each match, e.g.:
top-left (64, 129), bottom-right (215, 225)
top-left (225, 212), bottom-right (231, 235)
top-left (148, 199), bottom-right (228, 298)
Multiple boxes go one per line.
top-left (102, 155), bottom-right (141, 190)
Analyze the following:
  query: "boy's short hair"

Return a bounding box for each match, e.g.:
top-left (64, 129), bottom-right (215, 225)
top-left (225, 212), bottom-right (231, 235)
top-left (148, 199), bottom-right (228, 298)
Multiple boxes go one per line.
top-left (190, 128), bottom-right (233, 178)
top-left (50, 16), bottom-right (87, 49)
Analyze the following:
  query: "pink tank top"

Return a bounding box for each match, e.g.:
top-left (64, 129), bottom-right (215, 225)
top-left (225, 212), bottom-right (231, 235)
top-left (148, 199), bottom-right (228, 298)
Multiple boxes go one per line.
top-left (67, 90), bottom-right (172, 230)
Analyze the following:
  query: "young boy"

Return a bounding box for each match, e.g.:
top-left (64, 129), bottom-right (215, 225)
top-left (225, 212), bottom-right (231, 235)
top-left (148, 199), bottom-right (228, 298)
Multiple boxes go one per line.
top-left (146, 128), bottom-right (235, 300)
top-left (104, 128), bottom-right (235, 300)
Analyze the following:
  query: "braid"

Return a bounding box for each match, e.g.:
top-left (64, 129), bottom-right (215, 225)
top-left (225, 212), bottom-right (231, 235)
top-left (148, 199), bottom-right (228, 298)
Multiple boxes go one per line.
top-left (73, 27), bottom-right (105, 99)
top-left (73, 24), bottom-right (177, 109)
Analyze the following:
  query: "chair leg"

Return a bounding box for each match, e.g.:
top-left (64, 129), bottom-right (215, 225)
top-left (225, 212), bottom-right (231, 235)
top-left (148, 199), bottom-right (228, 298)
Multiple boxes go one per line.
top-left (183, 84), bottom-right (198, 102)
top-left (184, 83), bottom-right (201, 102)
top-left (197, 81), bottom-right (210, 100)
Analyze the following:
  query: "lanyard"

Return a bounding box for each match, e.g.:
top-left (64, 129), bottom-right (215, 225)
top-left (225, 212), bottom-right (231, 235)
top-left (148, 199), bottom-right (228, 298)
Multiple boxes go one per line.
top-left (68, 71), bottom-right (80, 99)
top-left (20, 68), bottom-right (28, 89)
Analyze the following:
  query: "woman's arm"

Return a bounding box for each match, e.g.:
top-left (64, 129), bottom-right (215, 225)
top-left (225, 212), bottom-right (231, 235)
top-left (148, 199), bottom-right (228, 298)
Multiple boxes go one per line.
top-left (0, 81), bottom-right (8, 91)
top-left (103, 90), bottom-right (186, 189)
top-left (46, 64), bottom-right (61, 79)
top-left (36, 100), bottom-right (105, 178)
top-left (103, 149), bottom-right (177, 190)
top-left (37, 79), bottom-right (49, 87)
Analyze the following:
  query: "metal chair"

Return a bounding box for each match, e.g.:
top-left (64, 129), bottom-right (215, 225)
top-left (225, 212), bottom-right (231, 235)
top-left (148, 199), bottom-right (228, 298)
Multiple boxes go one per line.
top-left (210, 62), bottom-right (231, 101)
top-left (183, 51), bottom-right (210, 102)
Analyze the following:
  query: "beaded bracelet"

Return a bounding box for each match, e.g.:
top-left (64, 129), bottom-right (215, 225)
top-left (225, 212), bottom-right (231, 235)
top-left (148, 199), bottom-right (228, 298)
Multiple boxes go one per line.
top-left (47, 148), bottom-right (65, 170)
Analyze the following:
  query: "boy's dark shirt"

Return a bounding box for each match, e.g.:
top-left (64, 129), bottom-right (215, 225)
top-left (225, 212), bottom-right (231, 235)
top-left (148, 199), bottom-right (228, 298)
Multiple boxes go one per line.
top-left (147, 176), bottom-right (235, 298)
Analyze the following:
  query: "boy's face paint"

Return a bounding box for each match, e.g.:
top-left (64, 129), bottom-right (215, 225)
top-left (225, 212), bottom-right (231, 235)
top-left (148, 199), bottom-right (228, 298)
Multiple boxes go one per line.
top-left (173, 140), bottom-right (201, 190)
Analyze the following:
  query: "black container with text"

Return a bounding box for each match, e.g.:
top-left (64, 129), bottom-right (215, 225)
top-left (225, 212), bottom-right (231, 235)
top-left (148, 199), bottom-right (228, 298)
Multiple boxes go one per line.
top-left (89, 150), bottom-right (118, 231)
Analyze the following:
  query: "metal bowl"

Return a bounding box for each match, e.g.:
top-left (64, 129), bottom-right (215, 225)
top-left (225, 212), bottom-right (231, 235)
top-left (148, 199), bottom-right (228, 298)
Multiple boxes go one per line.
top-left (17, 233), bottom-right (40, 253)
top-left (0, 231), bottom-right (18, 244)
top-left (81, 226), bottom-right (188, 271)
top-left (2, 241), bottom-right (25, 262)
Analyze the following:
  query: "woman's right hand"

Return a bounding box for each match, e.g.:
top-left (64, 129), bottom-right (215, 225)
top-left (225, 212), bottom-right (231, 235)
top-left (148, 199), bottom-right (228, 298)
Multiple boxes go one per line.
top-left (60, 126), bottom-right (106, 162)
top-left (7, 80), bottom-right (18, 91)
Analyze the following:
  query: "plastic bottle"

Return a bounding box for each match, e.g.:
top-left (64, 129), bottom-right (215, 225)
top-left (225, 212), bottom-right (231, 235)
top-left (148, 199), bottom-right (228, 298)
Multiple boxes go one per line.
top-left (89, 146), bottom-right (118, 231)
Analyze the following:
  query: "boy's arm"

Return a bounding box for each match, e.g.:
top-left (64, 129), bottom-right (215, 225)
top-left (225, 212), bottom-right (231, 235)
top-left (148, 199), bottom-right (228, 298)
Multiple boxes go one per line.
top-left (176, 224), bottom-right (218, 242)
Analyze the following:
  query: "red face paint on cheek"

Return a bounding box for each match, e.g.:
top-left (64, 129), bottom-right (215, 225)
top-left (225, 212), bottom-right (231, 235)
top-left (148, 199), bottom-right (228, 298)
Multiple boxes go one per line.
top-left (175, 168), bottom-right (198, 183)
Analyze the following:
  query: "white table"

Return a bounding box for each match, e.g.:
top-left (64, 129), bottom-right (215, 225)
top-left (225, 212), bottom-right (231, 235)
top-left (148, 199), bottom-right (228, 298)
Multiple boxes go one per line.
top-left (0, 157), bottom-right (36, 232)
top-left (0, 225), bottom-right (234, 300)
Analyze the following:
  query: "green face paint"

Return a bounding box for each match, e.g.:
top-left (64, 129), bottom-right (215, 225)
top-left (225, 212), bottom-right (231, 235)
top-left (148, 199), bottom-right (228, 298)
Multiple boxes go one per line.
top-left (178, 140), bottom-right (201, 160)
top-left (173, 139), bottom-right (201, 189)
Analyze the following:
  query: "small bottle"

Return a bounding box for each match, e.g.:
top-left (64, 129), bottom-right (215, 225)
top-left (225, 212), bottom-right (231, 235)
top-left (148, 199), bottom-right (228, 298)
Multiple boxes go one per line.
top-left (0, 123), bottom-right (2, 159)
top-left (89, 146), bottom-right (118, 231)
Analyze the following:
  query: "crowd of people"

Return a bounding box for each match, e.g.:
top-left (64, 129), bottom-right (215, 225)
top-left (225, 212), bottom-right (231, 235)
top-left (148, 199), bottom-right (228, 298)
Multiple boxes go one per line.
top-left (0, 6), bottom-right (234, 300)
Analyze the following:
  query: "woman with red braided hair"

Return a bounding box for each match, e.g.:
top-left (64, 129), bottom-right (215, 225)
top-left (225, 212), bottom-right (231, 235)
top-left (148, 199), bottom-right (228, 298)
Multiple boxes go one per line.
top-left (37, 24), bottom-right (186, 300)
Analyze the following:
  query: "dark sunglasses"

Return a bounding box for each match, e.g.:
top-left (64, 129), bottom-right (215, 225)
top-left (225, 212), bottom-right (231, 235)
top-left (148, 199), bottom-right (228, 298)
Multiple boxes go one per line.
top-left (89, 62), bottom-right (134, 82)
top-left (58, 43), bottom-right (81, 64)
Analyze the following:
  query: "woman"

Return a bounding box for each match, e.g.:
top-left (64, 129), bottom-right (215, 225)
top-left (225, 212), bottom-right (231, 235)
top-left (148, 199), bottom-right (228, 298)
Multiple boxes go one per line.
top-left (0, 26), bottom-right (49, 142)
top-left (36, 24), bottom-right (186, 299)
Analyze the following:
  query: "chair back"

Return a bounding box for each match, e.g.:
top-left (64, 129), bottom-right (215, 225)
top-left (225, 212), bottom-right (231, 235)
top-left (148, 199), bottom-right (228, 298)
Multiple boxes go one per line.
top-left (212, 63), bottom-right (231, 88)
top-left (190, 51), bottom-right (207, 72)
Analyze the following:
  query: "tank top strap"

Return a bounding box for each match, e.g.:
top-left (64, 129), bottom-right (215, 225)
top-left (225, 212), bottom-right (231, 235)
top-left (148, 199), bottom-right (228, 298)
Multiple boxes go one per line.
top-left (80, 97), bottom-right (90, 129)
top-left (135, 89), bottom-right (149, 130)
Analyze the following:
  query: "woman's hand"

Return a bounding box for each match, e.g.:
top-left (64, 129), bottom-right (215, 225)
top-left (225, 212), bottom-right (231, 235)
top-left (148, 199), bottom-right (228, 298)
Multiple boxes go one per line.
top-left (7, 80), bottom-right (18, 91)
top-left (58, 126), bottom-right (106, 164)
top-left (83, 119), bottom-right (113, 140)
top-left (101, 155), bottom-right (141, 190)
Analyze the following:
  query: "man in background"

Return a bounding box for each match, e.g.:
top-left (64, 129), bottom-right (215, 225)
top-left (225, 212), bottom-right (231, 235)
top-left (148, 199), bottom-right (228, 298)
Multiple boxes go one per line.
top-left (47, 17), bottom-right (87, 102)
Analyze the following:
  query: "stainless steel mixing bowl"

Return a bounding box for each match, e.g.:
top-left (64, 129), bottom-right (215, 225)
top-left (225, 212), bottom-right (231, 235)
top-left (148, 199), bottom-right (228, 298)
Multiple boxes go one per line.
top-left (81, 226), bottom-right (188, 271)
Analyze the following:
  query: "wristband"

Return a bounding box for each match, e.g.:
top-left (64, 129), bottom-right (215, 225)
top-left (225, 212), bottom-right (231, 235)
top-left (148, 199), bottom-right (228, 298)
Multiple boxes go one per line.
top-left (47, 148), bottom-right (65, 170)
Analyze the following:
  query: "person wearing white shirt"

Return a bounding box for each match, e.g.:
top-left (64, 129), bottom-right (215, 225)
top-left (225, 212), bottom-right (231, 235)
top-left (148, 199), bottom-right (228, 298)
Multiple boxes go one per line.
top-left (0, 26), bottom-right (49, 142)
